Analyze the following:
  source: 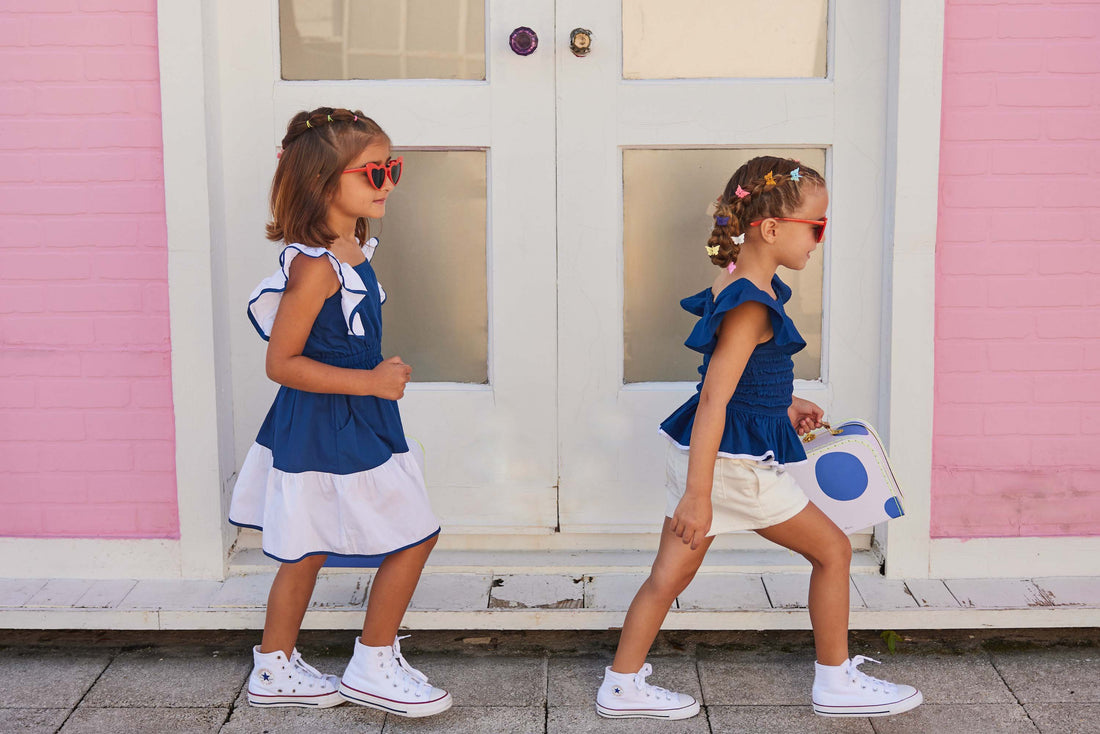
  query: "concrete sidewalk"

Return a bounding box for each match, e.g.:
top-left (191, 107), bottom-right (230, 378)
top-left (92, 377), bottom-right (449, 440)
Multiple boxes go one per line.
top-left (1, 629), bottom-right (1097, 733)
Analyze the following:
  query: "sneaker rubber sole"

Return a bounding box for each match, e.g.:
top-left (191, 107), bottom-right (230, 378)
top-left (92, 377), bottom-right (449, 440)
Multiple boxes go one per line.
top-left (338, 681), bottom-right (453, 718)
top-left (247, 688), bottom-right (344, 708)
top-left (596, 699), bottom-right (701, 720)
top-left (813, 690), bottom-right (923, 718)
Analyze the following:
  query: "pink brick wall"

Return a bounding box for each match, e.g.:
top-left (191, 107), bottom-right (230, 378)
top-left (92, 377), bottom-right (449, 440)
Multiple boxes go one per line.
top-left (933, 0), bottom-right (1100, 538)
top-left (0, 1), bottom-right (177, 538)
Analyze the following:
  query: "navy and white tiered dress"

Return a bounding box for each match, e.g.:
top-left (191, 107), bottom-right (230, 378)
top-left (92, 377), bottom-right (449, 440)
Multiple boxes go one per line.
top-left (229, 238), bottom-right (440, 564)
top-left (659, 274), bottom-right (808, 467)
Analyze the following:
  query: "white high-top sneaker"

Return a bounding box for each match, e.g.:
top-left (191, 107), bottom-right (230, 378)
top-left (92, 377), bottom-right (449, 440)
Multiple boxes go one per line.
top-left (596, 663), bottom-right (701, 720)
top-left (812, 655), bottom-right (923, 717)
top-left (338, 635), bottom-right (452, 717)
top-left (246, 646), bottom-right (343, 708)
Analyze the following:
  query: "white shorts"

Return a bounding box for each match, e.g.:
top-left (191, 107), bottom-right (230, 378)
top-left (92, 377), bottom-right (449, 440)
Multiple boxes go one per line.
top-left (664, 446), bottom-right (810, 535)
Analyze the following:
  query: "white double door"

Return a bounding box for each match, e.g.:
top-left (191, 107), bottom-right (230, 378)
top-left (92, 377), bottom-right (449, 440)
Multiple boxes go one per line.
top-left (217, 1), bottom-right (888, 540)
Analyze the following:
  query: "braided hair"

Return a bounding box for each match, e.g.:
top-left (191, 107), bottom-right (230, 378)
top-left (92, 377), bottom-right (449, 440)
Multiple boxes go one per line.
top-left (266, 107), bottom-right (389, 248)
top-left (706, 156), bottom-right (824, 270)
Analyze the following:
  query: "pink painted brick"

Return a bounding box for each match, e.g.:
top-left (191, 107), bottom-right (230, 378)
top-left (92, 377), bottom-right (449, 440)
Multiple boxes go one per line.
top-left (42, 216), bottom-right (140, 247)
top-left (935, 341), bottom-right (990, 373)
top-left (0, 153), bottom-right (38, 182)
top-left (998, 7), bottom-right (1100, 39)
top-left (133, 151), bottom-right (164, 180)
top-left (937, 308), bottom-right (1035, 339)
top-left (1085, 343), bottom-right (1100, 370)
top-left (996, 78), bottom-right (1095, 108)
top-left (937, 245), bottom-right (1036, 275)
top-left (1036, 309), bottom-right (1100, 339)
top-left (84, 183), bottom-right (165, 214)
top-left (990, 145), bottom-right (1094, 174)
top-left (79, 0), bottom-right (156, 11)
top-left (81, 351), bottom-right (169, 377)
top-left (130, 380), bottom-right (172, 408)
top-left (939, 142), bottom-right (991, 173)
top-left (1047, 43), bottom-right (1100, 74)
top-left (1038, 245), bottom-right (1100, 274)
top-left (990, 210), bottom-right (1086, 242)
top-left (49, 283), bottom-right (144, 313)
top-left (84, 50), bottom-right (159, 81)
top-left (0, 285), bottom-right (46, 313)
top-left (0, 351), bottom-right (82, 377)
top-left (142, 282), bottom-right (169, 312)
top-left (1040, 177), bottom-right (1100, 207)
top-left (0, 51), bottom-right (84, 82)
top-left (93, 316), bottom-right (170, 346)
top-left (941, 110), bottom-right (1041, 140)
top-left (0, 380), bottom-right (36, 408)
top-left (1, 473), bottom-right (88, 504)
top-left (935, 373), bottom-right (1034, 404)
top-left (29, 15), bottom-right (132, 46)
top-left (134, 439), bottom-right (175, 471)
top-left (0, 85), bottom-right (33, 116)
top-left (986, 277), bottom-right (1088, 308)
top-left (1034, 372), bottom-right (1100, 403)
top-left (93, 251), bottom-right (166, 279)
top-left (0, 505), bottom-right (44, 536)
top-left (946, 5), bottom-right (997, 38)
top-left (34, 84), bottom-right (134, 114)
top-left (81, 118), bottom-right (163, 149)
top-left (1046, 111), bottom-right (1100, 140)
top-left (136, 505), bottom-right (180, 538)
top-left (85, 409), bottom-right (174, 440)
top-left (38, 152), bottom-right (137, 183)
top-left (37, 379), bottom-right (131, 408)
top-left (932, 405), bottom-right (985, 435)
top-left (944, 42), bottom-right (1045, 74)
top-left (130, 13), bottom-right (158, 46)
top-left (0, 411), bottom-right (85, 441)
top-left (41, 505), bottom-right (139, 537)
top-left (47, 441), bottom-right (133, 471)
top-left (1083, 412), bottom-right (1100, 434)
top-left (3, 317), bottom-right (97, 346)
top-left (0, 185), bottom-right (86, 215)
top-left (86, 472), bottom-right (175, 504)
top-left (929, 492), bottom-right (1022, 537)
top-left (983, 405), bottom-right (1081, 435)
top-left (132, 82), bottom-right (161, 115)
top-left (0, 442), bottom-right (42, 472)
top-left (987, 341), bottom-right (1085, 371)
top-left (935, 210), bottom-right (991, 242)
top-left (0, 252), bottom-right (93, 280)
top-left (4, 0), bottom-right (78, 10)
top-left (136, 215), bottom-right (166, 245)
top-left (937, 276), bottom-right (988, 308)
top-left (0, 18), bottom-right (30, 46)
top-left (942, 176), bottom-right (1036, 207)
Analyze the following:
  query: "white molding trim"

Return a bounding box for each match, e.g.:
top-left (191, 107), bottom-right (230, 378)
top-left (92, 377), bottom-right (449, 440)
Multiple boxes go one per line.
top-left (0, 539), bottom-right (180, 579)
top-left (930, 538), bottom-right (1100, 579)
top-left (882, 0), bottom-right (944, 579)
top-left (158, 0), bottom-right (229, 579)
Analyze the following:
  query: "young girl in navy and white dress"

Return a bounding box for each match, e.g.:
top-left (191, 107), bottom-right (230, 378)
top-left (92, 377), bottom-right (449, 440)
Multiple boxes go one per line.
top-left (595, 157), bottom-right (923, 721)
top-left (228, 107), bottom-right (451, 718)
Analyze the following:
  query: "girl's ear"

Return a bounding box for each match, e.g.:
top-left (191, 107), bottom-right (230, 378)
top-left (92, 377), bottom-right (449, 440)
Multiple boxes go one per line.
top-left (759, 218), bottom-right (779, 242)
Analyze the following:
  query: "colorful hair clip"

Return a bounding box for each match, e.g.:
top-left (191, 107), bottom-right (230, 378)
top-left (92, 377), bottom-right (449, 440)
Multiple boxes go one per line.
top-left (353, 115), bottom-right (358, 122)
top-left (306, 120), bottom-right (312, 129)
top-left (715, 215), bottom-right (730, 226)
top-left (705, 244), bottom-right (720, 256)
top-left (764, 171), bottom-right (777, 188)
top-left (327, 114), bottom-right (333, 122)
top-left (735, 185), bottom-right (750, 199)
top-left (727, 262), bottom-right (737, 274)
top-left (789, 168), bottom-right (801, 182)
top-left (732, 233), bottom-right (745, 245)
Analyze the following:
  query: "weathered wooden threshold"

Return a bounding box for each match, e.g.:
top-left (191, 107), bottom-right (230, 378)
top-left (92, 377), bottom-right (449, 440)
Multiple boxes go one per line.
top-left (1, 549), bottom-right (1097, 630)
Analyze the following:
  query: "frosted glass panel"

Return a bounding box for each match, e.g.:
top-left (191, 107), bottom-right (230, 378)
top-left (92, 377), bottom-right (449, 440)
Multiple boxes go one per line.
top-left (622, 0), bottom-right (827, 79)
top-left (623, 149), bottom-right (826, 383)
top-left (371, 151), bottom-right (487, 383)
top-left (280, 0), bottom-right (486, 80)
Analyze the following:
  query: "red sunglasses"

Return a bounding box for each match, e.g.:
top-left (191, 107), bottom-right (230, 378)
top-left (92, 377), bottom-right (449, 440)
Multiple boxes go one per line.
top-left (342, 156), bottom-right (403, 190)
top-left (749, 215), bottom-right (828, 244)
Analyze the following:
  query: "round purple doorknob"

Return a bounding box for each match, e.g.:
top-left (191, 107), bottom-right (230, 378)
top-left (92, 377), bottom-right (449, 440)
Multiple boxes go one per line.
top-left (510, 27), bottom-right (538, 56)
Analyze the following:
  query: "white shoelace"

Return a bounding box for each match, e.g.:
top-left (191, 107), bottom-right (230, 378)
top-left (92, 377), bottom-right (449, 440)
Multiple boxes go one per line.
top-left (847, 655), bottom-right (898, 694)
top-left (632, 663), bottom-right (677, 702)
top-left (388, 635), bottom-right (431, 698)
top-left (289, 650), bottom-right (331, 689)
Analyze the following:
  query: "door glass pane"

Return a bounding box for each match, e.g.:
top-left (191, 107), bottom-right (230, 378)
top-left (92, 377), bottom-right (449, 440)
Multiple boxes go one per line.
top-left (280, 0), bottom-right (486, 80)
top-left (622, 0), bottom-right (827, 79)
top-left (371, 150), bottom-right (487, 383)
top-left (623, 148), bottom-right (825, 383)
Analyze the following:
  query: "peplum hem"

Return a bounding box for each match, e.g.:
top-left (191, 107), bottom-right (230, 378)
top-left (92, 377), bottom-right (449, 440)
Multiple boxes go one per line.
top-left (659, 401), bottom-right (807, 466)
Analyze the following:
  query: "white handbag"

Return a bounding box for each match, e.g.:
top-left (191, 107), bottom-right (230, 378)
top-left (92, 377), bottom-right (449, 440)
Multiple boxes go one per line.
top-left (785, 420), bottom-right (906, 534)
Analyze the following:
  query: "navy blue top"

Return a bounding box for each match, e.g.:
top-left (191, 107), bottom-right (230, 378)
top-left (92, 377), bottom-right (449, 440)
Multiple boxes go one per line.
top-left (659, 275), bottom-right (808, 465)
top-left (253, 257), bottom-right (409, 475)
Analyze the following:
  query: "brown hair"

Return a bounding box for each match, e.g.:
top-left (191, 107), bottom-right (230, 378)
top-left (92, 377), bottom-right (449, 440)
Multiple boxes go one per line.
top-left (706, 156), bottom-right (825, 269)
top-left (266, 107), bottom-right (389, 248)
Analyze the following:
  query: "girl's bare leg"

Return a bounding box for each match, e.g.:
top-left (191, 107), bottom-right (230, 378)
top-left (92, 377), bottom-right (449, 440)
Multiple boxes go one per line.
top-left (261, 554), bottom-right (329, 658)
top-left (755, 503), bottom-right (852, 665)
top-left (361, 533), bottom-right (439, 646)
top-left (611, 518), bottom-right (715, 673)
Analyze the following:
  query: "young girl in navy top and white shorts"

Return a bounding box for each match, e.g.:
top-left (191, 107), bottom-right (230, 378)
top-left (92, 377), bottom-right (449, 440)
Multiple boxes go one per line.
top-left (229, 107), bottom-right (451, 719)
top-left (595, 156), bottom-right (923, 721)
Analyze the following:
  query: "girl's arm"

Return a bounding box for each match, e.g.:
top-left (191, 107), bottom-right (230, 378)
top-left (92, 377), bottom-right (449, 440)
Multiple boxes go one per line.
top-left (265, 254), bottom-right (411, 399)
top-left (672, 300), bottom-right (771, 549)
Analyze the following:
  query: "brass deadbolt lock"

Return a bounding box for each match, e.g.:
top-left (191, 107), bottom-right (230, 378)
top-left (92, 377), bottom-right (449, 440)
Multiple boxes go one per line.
top-left (569, 28), bottom-right (592, 57)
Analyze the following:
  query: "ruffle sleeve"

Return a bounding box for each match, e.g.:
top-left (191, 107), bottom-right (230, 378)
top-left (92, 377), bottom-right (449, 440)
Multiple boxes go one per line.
top-left (682, 276), bottom-right (805, 355)
top-left (246, 238), bottom-right (386, 341)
